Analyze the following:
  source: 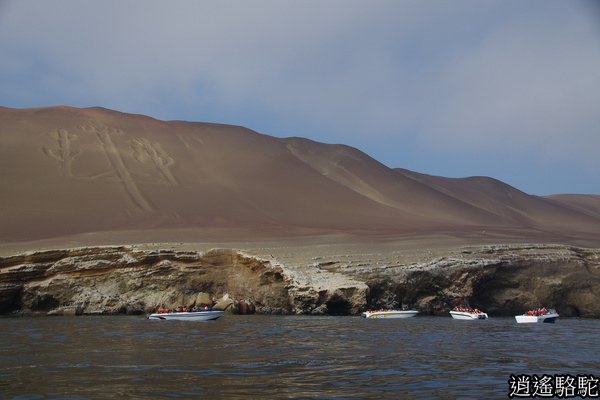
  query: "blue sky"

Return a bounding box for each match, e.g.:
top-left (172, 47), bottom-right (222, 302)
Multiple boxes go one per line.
top-left (1, 1), bottom-right (599, 195)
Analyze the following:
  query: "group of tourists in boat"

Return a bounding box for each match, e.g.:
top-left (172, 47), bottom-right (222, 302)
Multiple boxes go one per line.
top-left (515, 307), bottom-right (559, 324)
top-left (451, 306), bottom-right (482, 313)
top-left (449, 306), bottom-right (489, 320)
top-left (155, 305), bottom-right (211, 314)
top-left (523, 307), bottom-right (553, 316)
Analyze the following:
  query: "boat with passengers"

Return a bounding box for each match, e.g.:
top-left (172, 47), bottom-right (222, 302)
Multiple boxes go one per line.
top-left (515, 307), bottom-right (558, 323)
top-left (362, 309), bottom-right (419, 319)
top-left (148, 306), bottom-right (224, 321)
top-left (449, 307), bottom-right (488, 320)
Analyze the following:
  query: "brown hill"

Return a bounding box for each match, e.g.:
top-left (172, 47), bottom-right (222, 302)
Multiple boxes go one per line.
top-left (545, 194), bottom-right (600, 219)
top-left (1, 105), bottom-right (599, 243)
top-left (393, 168), bottom-right (600, 234)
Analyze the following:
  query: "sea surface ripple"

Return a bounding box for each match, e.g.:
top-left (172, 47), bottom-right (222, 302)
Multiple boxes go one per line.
top-left (1, 315), bottom-right (599, 399)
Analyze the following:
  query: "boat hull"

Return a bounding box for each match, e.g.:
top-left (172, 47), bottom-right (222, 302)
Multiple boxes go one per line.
top-left (362, 310), bottom-right (419, 319)
top-left (515, 313), bottom-right (559, 324)
top-left (450, 311), bottom-right (488, 320)
top-left (148, 311), bottom-right (224, 321)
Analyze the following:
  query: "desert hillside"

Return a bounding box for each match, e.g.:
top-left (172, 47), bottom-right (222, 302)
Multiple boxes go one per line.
top-left (1, 105), bottom-right (599, 244)
top-left (544, 194), bottom-right (600, 219)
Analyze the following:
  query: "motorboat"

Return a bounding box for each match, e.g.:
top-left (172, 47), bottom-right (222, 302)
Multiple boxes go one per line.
top-left (450, 310), bottom-right (488, 320)
top-left (148, 310), bottom-right (224, 321)
top-left (515, 309), bottom-right (558, 324)
top-left (361, 309), bottom-right (418, 319)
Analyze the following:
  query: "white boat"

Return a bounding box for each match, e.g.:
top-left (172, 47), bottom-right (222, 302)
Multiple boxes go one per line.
top-left (515, 311), bottom-right (559, 324)
top-left (450, 310), bottom-right (488, 320)
top-left (148, 310), bottom-right (224, 321)
top-left (361, 310), bottom-right (419, 319)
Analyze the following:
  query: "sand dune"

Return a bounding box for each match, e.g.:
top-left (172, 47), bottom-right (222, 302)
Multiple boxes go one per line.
top-left (394, 168), bottom-right (600, 232)
top-left (545, 194), bottom-right (600, 219)
top-left (1, 105), bottom-right (599, 244)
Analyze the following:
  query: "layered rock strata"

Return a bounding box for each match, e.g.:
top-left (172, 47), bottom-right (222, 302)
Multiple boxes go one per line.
top-left (0, 244), bottom-right (598, 317)
top-left (356, 244), bottom-right (600, 317)
top-left (0, 247), bottom-right (289, 316)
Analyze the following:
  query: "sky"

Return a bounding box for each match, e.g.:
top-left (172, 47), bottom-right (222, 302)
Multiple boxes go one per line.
top-left (1, 0), bottom-right (599, 195)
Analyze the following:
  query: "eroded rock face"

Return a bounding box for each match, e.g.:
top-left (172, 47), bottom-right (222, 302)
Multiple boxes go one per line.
top-left (1, 244), bottom-right (599, 317)
top-left (0, 247), bottom-right (294, 316)
top-left (360, 245), bottom-right (600, 317)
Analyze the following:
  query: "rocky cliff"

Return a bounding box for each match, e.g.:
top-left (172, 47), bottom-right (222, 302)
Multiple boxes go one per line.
top-left (1, 244), bottom-right (599, 317)
top-left (355, 244), bottom-right (600, 317)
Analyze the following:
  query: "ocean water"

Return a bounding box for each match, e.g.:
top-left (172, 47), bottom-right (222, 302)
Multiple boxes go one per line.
top-left (0, 315), bottom-right (598, 399)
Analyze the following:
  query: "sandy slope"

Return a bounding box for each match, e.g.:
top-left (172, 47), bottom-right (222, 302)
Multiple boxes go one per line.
top-left (394, 168), bottom-right (600, 232)
top-left (545, 194), bottom-right (600, 219)
top-left (1, 105), bottom-right (599, 248)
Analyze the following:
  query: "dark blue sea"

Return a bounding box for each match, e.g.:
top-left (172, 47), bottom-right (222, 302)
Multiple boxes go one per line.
top-left (1, 315), bottom-right (599, 399)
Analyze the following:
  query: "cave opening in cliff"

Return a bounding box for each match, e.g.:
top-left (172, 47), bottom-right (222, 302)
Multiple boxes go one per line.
top-left (28, 293), bottom-right (60, 311)
top-left (0, 286), bottom-right (22, 314)
top-left (326, 296), bottom-right (351, 315)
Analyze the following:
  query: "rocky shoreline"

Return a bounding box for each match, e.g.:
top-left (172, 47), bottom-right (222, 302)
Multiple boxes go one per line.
top-left (1, 243), bottom-right (599, 317)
